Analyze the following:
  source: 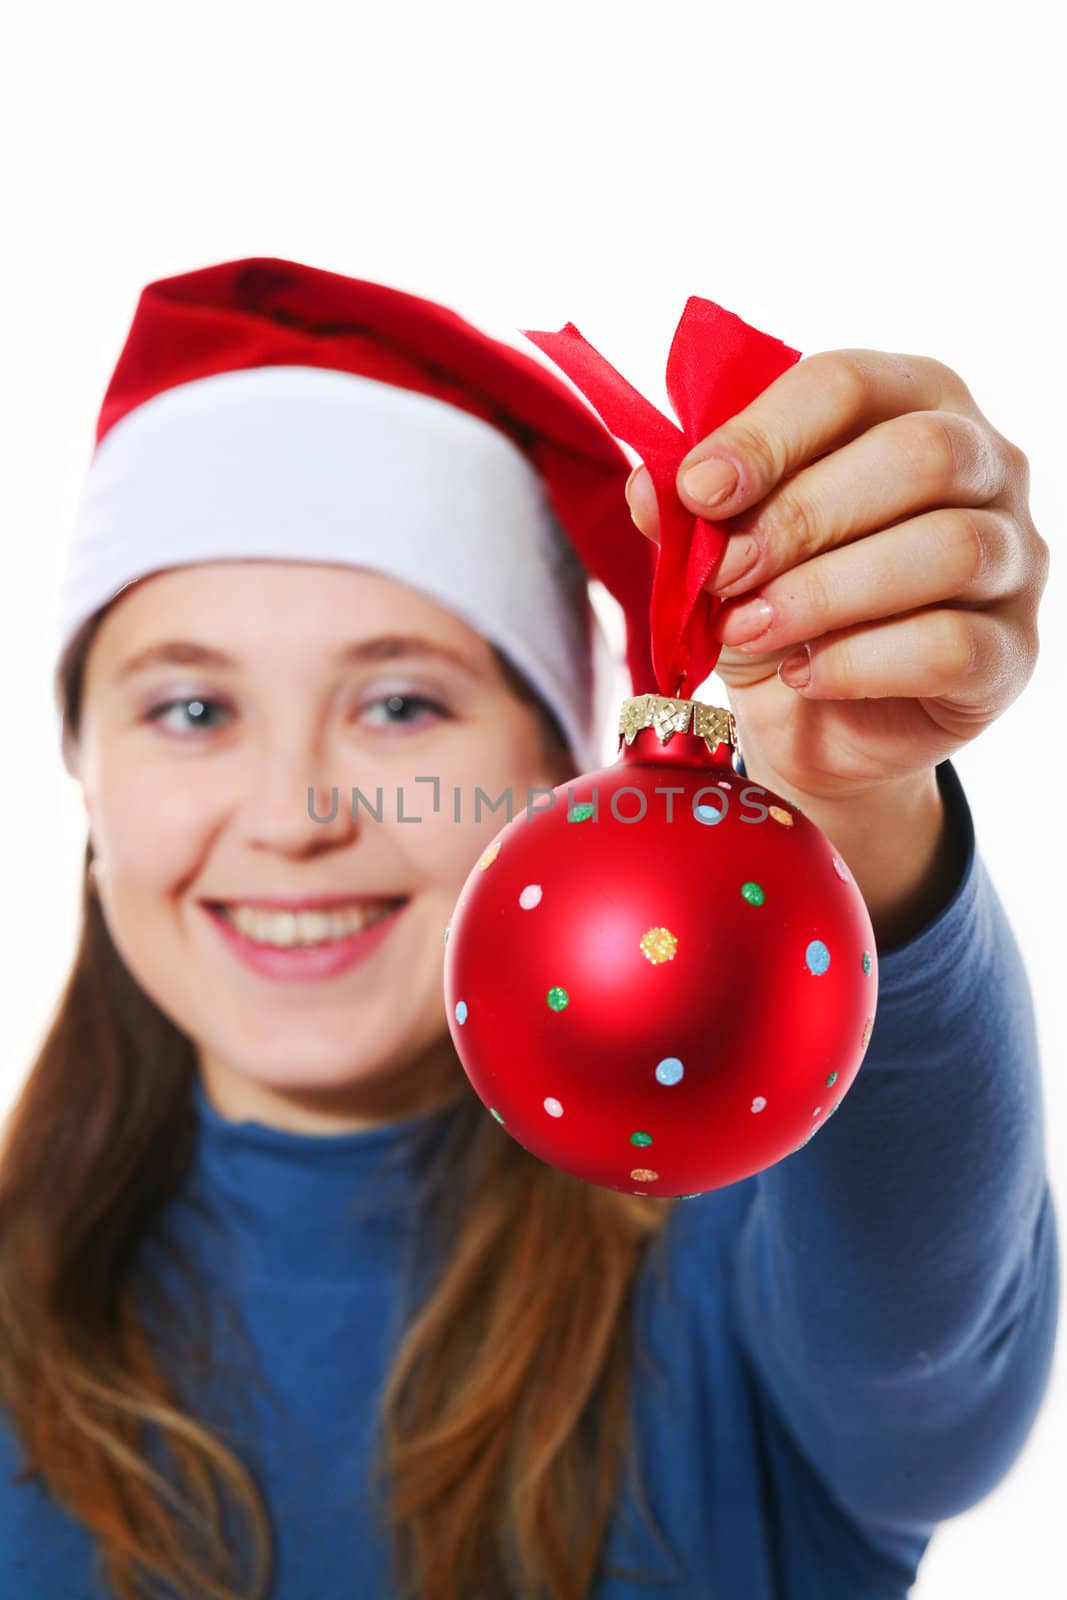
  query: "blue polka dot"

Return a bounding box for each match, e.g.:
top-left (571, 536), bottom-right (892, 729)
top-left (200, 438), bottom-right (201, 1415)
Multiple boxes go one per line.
top-left (455, 1000), bottom-right (468, 1024)
top-left (655, 1056), bottom-right (685, 1086)
top-left (694, 804), bottom-right (724, 826)
top-left (805, 940), bottom-right (830, 976)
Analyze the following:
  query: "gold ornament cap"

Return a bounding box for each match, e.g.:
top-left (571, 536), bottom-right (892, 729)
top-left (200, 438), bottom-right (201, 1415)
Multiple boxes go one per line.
top-left (618, 693), bottom-right (739, 757)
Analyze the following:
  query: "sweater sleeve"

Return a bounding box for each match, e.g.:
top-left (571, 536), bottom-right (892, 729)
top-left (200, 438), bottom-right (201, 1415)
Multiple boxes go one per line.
top-left (729, 757), bottom-right (1060, 1544)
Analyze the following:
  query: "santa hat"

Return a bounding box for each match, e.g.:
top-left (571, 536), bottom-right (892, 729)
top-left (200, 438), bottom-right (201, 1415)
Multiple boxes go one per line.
top-left (54, 256), bottom-right (657, 770)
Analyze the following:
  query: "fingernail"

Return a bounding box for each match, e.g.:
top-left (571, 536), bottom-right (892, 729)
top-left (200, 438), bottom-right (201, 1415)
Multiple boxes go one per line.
top-left (721, 598), bottom-right (774, 647)
top-left (624, 463), bottom-right (641, 510)
top-left (681, 456), bottom-right (739, 508)
top-left (778, 646), bottom-right (811, 689)
top-left (626, 465), bottom-right (661, 542)
top-left (711, 535), bottom-right (760, 594)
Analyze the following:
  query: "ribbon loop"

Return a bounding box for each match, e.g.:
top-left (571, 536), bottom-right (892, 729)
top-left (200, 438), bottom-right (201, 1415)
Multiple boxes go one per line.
top-left (523, 299), bottom-right (800, 700)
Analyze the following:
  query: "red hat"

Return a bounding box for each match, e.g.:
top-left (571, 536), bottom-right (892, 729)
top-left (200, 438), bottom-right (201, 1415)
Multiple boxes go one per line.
top-left (55, 256), bottom-right (656, 767)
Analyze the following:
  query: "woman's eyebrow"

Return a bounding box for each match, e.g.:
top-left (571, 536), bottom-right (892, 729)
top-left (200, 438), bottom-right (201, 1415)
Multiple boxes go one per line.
top-left (115, 634), bottom-right (483, 681)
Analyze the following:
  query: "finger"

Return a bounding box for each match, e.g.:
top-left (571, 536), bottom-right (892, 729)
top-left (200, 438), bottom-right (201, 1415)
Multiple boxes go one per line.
top-left (715, 508), bottom-right (1023, 656)
top-left (776, 607), bottom-right (1027, 712)
top-left (710, 409), bottom-right (1013, 598)
top-left (675, 348), bottom-right (973, 518)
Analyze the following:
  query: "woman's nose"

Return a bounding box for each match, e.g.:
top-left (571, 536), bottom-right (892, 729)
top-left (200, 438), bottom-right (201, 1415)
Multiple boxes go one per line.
top-left (241, 736), bottom-right (358, 856)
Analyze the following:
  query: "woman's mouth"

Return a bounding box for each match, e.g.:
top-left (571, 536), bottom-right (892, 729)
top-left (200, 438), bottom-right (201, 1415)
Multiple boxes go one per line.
top-left (212, 899), bottom-right (401, 947)
top-left (201, 897), bottom-right (409, 982)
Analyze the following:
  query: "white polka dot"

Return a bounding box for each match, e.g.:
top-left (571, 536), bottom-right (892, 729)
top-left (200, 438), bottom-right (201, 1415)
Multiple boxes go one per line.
top-left (544, 1097), bottom-right (563, 1117)
top-left (831, 856), bottom-right (851, 882)
top-left (519, 883), bottom-right (543, 909)
top-left (812, 1106), bottom-right (822, 1117)
top-left (655, 1056), bottom-right (685, 1086)
top-left (751, 1096), bottom-right (767, 1113)
top-left (717, 780), bottom-right (732, 789)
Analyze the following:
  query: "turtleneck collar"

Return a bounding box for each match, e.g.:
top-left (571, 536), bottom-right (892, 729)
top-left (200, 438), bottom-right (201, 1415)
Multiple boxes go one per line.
top-left (181, 1073), bottom-right (465, 1285)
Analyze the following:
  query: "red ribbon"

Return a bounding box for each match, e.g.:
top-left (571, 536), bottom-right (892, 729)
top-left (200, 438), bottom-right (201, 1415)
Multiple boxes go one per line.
top-left (523, 298), bottom-right (801, 701)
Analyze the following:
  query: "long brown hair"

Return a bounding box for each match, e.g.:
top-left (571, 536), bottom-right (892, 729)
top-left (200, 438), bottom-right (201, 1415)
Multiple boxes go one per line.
top-left (0, 609), bottom-right (681, 1600)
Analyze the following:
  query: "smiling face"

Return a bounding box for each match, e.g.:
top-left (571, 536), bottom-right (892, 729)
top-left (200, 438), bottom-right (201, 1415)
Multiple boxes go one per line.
top-left (68, 560), bottom-right (575, 1133)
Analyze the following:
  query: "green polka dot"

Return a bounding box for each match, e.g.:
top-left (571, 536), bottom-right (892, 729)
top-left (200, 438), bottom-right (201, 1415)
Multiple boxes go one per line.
top-left (547, 986), bottom-right (569, 1011)
top-left (490, 1107), bottom-right (505, 1124)
top-left (678, 1192), bottom-right (701, 1199)
top-left (862, 950), bottom-right (872, 975)
top-left (741, 881), bottom-right (765, 907)
top-left (825, 1071), bottom-right (838, 1088)
top-left (630, 1130), bottom-right (653, 1148)
top-left (568, 802), bottom-right (595, 822)
top-left (443, 924), bottom-right (450, 944)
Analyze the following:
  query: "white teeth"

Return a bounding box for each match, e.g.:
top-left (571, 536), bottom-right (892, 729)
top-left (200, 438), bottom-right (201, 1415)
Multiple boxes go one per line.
top-left (220, 902), bottom-right (396, 948)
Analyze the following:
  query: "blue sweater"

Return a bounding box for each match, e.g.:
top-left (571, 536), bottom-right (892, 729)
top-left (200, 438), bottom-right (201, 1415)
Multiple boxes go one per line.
top-left (1, 759), bottom-right (1059, 1598)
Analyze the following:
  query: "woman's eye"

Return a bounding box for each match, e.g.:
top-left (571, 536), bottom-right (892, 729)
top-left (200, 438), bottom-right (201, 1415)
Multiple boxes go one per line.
top-left (142, 691), bottom-right (448, 739)
top-left (145, 696), bottom-right (231, 736)
top-left (360, 693), bottom-right (448, 730)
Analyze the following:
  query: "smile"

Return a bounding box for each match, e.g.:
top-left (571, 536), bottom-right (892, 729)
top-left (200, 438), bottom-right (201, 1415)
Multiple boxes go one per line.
top-left (201, 898), bottom-right (409, 983)
top-left (211, 900), bottom-right (403, 948)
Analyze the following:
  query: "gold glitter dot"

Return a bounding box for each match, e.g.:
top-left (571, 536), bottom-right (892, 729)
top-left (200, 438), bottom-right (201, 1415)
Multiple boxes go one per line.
top-left (639, 926), bottom-right (677, 964)
top-left (768, 806), bottom-right (793, 826)
top-left (861, 1015), bottom-right (874, 1050)
top-left (478, 840), bottom-right (502, 870)
top-left (630, 1167), bottom-right (659, 1182)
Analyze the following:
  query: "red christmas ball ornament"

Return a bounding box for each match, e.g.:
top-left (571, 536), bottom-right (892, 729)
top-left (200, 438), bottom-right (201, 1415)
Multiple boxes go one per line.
top-left (442, 293), bottom-right (881, 1193)
top-left (443, 694), bottom-right (878, 1196)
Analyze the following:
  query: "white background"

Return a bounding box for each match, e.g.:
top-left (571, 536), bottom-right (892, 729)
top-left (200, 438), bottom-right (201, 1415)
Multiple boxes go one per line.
top-left (1, 2), bottom-right (1063, 1593)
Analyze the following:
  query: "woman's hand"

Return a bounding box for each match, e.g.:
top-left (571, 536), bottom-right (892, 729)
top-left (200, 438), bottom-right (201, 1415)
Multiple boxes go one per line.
top-left (625, 349), bottom-right (1049, 944)
top-left (627, 348), bottom-right (1047, 801)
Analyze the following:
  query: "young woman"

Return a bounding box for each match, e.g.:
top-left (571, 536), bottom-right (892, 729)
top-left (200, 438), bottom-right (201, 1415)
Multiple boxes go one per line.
top-left (0, 257), bottom-right (1058, 1600)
